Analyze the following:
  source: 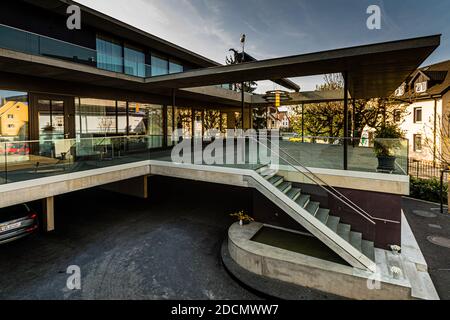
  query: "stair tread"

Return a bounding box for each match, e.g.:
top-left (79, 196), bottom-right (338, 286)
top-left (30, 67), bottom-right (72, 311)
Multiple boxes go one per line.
top-left (315, 208), bottom-right (329, 224)
top-left (362, 240), bottom-right (375, 261)
top-left (268, 175), bottom-right (283, 186)
top-left (337, 223), bottom-right (351, 242)
top-left (305, 201), bottom-right (320, 215)
top-left (350, 231), bottom-right (363, 252)
top-left (296, 194), bottom-right (310, 208)
top-left (326, 216), bottom-right (340, 233)
top-left (277, 181), bottom-right (292, 193)
top-left (260, 169), bottom-right (278, 178)
top-left (286, 188), bottom-right (301, 201)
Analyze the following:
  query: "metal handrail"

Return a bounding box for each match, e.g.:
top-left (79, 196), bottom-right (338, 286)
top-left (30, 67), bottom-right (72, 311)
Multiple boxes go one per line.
top-left (254, 137), bottom-right (400, 225)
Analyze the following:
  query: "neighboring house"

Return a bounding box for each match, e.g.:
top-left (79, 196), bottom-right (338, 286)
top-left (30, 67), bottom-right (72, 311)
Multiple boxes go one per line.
top-left (0, 99), bottom-right (29, 140)
top-left (266, 109), bottom-right (290, 130)
top-left (278, 111), bottom-right (290, 129)
top-left (394, 60), bottom-right (450, 163)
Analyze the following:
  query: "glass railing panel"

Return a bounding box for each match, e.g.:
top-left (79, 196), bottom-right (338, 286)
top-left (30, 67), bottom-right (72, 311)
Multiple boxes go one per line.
top-left (39, 36), bottom-right (96, 66)
top-left (348, 138), bottom-right (408, 175)
top-left (279, 136), bottom-right (345, 170)
top-left (279, 136), bottom-right (408, 175)
top-left (0, 24), bottom-right (96, 66)
top-left (0, 24), bottom-right (39, 55)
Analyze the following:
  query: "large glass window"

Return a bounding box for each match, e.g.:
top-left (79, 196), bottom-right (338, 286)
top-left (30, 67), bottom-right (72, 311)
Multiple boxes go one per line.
top-left (175, 107), bottom-right (192, 139)
top-left (151, 54), bottom-right (169, 76)
top-left (203, 109), bottom-right (221, 138)
top-left (129, 103), bottom-right (163, 148)
top-left (117, 101), bottom-right (127, 134)
top-left (169, 60), bottom-right (183, 74)
top-left (76, 98), bottom-right (117, 137)
top-left (38, 99), bottom-right (65, 140)
top-left (0, 90), bottom-right (29, 141)
top-left (96, 35), bottom-right (123, 73)
top-left (124, 45), bottom-right (145, 77)
top-left (167, 106), bottom-right (174, 146)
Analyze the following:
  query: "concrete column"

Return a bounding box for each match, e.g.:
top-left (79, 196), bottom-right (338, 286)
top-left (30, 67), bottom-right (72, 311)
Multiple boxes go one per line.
top-left (43, 196), bottom-right (55, 232)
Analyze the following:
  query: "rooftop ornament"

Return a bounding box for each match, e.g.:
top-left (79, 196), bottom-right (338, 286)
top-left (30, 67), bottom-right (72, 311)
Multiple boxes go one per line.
top-left (263, 90), bottom-right (292, 108)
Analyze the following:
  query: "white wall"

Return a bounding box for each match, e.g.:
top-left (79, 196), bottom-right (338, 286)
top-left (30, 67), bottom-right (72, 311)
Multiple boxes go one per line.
top-left (399, 99), bottom-right (442, 162)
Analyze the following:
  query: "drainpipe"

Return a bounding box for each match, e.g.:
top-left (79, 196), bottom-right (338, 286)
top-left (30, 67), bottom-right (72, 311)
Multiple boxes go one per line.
top-left (433, 98), bottom-right (438, 167)
top-left (301, 103), bottom-right (305, 143)
top-left (343, 71), bottom-right (349, 170)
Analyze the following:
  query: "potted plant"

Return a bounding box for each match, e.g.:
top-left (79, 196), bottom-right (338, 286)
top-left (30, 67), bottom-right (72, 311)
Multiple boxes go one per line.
top-left (373, 124), bottom-right (404, 172)
top-left (230, 210), bottom-right (254, 226)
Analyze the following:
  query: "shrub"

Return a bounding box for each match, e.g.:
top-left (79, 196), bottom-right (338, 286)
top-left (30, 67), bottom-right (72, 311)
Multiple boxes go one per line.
top-left (374, 124), bottom-right (404, 157)
top-left (410, 177), bottom-right (448, 204)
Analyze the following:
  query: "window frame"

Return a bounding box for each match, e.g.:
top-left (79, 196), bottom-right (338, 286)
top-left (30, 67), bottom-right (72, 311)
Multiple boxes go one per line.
top-left (413, 134), bottom-right (422, 152)
top-left (413, 107), bottom-right (423, 123)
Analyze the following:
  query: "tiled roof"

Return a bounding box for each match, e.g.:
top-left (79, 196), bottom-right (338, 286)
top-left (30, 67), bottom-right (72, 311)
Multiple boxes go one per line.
top-left (420, 60), bottom-right (450, 96)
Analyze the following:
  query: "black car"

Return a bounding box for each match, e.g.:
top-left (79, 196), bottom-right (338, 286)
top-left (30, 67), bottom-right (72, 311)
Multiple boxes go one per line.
top-left (0, 204), bottom-right (39, 245)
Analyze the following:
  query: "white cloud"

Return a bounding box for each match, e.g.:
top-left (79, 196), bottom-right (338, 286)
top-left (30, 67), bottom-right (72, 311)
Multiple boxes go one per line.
top-left (77, 0), bottom-right (324, 91)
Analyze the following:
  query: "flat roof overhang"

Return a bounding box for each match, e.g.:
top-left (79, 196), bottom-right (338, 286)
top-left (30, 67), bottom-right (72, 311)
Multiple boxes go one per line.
top-left (142, 35), bottom-right (441, 99)
top-left (0, 48), bottom-right (340, 107)
top-left (0, 35), bottom-right (441, 105)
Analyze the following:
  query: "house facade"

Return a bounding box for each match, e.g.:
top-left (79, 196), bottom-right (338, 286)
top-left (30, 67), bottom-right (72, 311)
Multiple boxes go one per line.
top-left (395, 60), bottom-right (450, 164)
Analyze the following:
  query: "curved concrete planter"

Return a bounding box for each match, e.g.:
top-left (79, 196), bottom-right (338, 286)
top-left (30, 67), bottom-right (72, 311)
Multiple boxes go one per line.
top-left (228, 222), bottom-right (416, 300)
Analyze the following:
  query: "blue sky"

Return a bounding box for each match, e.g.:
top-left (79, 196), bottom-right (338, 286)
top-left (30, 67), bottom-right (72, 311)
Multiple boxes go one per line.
top-left (78, 0), bottom-right (450, 92)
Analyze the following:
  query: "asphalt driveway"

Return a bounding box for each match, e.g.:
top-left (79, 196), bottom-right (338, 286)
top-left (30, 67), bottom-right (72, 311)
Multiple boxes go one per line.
top-left (402, 197), bottom-right (450, 300)
top-left (0, 177), bottom-right (258, 300)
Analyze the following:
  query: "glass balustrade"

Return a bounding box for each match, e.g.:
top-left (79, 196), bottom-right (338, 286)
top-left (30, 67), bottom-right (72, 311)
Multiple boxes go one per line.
top-left (0, 133), bottom-right (409, 186)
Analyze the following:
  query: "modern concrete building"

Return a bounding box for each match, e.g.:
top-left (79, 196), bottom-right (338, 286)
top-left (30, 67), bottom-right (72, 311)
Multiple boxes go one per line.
top-left (0, 0), bottom-right (442, 299)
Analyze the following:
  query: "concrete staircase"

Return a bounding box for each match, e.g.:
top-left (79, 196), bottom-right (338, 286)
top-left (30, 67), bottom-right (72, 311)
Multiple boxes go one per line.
top-left (252, 165), bottom-right (376, 269)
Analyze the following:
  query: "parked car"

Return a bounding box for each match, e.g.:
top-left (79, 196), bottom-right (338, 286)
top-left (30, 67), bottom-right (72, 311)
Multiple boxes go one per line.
top-left (7, 143), bottom-right (30, 155)
top-left (0, 204), bottom-right (39, 245)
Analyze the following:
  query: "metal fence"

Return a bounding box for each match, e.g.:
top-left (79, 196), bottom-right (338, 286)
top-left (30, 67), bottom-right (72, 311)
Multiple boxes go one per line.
top-left (408, 159), bottom-right (448, 180)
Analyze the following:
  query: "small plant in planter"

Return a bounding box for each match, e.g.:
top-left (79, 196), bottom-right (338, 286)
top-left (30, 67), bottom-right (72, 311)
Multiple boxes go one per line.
top-left (230, 210), bottom-right (254, 226)
top-left (373, 124), bottom-right (404, 173)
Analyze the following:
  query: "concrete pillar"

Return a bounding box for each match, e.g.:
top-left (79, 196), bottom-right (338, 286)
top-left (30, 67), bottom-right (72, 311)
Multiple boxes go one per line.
top-left (43, 196), bottom-right (55, 232)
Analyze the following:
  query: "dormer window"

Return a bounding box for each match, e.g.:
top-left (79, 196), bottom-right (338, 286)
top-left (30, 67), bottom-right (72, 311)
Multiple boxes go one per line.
top-left (395, 86), bottom-right (405, 97)
top-left (415, 81), bottom-right (428, 93)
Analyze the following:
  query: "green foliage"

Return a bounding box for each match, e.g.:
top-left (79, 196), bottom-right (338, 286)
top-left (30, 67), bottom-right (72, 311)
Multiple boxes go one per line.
top-left (410, 177), bottom-right (448, 204)
top-left (373, 123), bottom-right (404, 157)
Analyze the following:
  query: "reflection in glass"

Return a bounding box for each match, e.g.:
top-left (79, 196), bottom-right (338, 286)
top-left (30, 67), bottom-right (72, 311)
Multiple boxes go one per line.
top-left (194, 110), bottom-right (202, 138)
top-left (96, 35), bottom-right (123, 73)
top-left (151, 55), bottom-right (168, 76)
top-left (117, 101), bottom-right (127, 134)
top-left (203, 110), bottom-right (221, 138)
top-left (129, 103), bottom-right (163, 148)
top-left (167, 106), bottom-right (174, 146)
top-left (169, 60), bottom-right (183, 74)
top-left (0, 90), bottom-right (29, 142)
top-left (124, 45), bottom-right (145, 77)
top-left (175, 107), bottom-right (192, 139)
top-left (76, 98), bottom-right (117, 137)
